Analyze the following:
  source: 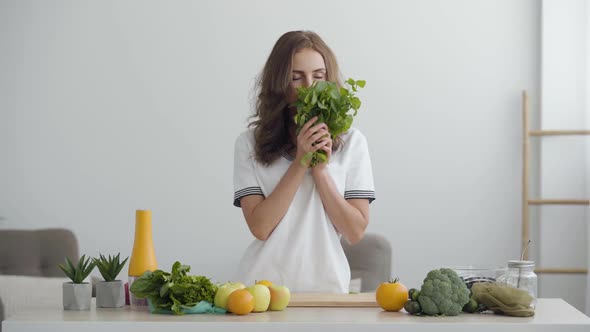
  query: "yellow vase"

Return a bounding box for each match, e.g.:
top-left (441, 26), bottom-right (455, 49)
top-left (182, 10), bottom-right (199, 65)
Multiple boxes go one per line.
top-left (128, 209), bottom-right (158, 306)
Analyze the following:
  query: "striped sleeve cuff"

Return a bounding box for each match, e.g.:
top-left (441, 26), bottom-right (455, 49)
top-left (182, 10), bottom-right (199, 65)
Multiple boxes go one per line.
top-left (233, 187), bottom-right (265, 207)
top-left (344, 190), bottom-right (376, 203)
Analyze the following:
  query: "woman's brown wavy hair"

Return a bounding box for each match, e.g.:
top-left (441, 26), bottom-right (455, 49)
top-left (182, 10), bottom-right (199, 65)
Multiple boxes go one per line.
top-left (249, 31), bottom-right (343, 166)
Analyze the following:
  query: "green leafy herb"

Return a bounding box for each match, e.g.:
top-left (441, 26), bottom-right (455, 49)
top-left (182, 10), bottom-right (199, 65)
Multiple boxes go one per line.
top-left (129, 261), bottom-right (218, 315)
top-left (93, 253), bottom-right (129, 282)
top-left (292, 78), bottom-right (366, 167)
top-left (58, 254), bottom-right (96, 284)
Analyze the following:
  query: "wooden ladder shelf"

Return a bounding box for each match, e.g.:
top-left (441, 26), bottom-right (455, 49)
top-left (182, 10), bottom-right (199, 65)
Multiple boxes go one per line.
top-left (521, 90), bottom-right (589, 275)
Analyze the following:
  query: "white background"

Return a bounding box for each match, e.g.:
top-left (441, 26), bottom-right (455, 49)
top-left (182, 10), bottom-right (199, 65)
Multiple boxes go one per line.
top-left (0, 0), bottom-right (587, 312)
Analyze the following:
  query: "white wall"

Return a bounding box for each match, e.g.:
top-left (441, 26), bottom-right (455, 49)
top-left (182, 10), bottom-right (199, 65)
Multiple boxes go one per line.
top-left (539, 0), bottom-right (589, 312)
top-left (587, 17), bottom-right (590, 313)
top-left (0, 0), bottom-right (540, 296)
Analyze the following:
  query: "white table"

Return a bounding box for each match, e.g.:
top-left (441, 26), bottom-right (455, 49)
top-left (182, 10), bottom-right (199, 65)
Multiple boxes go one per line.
top-left (3, 298), bottom-right (590, 332)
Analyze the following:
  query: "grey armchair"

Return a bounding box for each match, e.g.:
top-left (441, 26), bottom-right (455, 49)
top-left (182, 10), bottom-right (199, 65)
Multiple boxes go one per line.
top-left (0, 228), bottom-right (79, 330)
top-left (0, 228), bottom-right (79, 277)
top-left (341, 233), bottom-right (392, 292)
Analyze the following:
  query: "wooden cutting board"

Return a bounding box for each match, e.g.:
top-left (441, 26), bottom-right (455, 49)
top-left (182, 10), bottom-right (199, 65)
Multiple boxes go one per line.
top-left (288, 292), bottom-right (378, 307)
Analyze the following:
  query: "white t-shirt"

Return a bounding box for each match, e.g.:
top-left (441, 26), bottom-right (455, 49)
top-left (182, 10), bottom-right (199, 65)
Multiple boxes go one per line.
top-left (232, 127), bottom-right (375, 293)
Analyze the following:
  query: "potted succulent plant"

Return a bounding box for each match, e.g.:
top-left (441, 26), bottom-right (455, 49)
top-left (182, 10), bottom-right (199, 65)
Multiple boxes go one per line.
top-left (59, 255), bottom-right (96, 310)
top-left (93, 253), bottom-right (129, 308)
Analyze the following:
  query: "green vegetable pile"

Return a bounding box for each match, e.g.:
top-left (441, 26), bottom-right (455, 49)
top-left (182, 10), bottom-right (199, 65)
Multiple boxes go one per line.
top-left (292, 78), bottom-right (365, 167)
top-left (404, 268), bottom-right (471, 316)
top-left (129, 261), bottom-right (218, 315)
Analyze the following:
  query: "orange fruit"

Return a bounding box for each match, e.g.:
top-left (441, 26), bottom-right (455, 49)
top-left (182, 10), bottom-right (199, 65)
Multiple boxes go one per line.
top-left (227, 289), bottom-right (255, 315)
top-left (255, 280), bottom-right (273, 288)
top-left (375, 277), bottom-right (408, 312)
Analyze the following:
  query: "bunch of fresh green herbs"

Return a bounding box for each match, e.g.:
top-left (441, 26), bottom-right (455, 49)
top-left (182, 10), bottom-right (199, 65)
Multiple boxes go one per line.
top-left (129, 261), bottom-right (218, 315)
top-left (292, 78), bottom-right (365, 166)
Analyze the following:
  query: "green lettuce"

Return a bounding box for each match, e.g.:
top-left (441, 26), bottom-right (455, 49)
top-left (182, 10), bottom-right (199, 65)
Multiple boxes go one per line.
top-left (129, 261), bottom-right (218, 315)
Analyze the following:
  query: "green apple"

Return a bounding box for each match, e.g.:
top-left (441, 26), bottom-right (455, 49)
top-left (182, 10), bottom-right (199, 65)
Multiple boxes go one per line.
top-left (246, 284), bottom-right (271, 312)
top-left (269, 285), bottom-right (291, 311)
top-left (214, 281), bottom-right (245, 309)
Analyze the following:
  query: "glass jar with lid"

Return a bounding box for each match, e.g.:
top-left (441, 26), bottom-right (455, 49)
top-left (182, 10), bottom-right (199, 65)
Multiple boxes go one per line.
top-left (497, 260), bottom-right (538, 308)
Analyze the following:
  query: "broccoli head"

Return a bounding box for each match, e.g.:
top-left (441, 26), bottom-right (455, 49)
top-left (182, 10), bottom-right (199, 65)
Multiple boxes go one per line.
top-left (417, 268), bottom-right (470, 316)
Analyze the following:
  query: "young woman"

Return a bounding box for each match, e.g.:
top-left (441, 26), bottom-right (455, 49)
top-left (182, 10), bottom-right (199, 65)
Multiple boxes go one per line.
top-left (233, 31), bottom-right (375, 293)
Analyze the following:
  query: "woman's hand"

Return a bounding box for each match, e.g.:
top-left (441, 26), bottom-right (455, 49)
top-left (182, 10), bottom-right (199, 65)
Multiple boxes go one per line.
top-left (295, 116), bottom-right (330, 167)
top-left (311, 131), bottom-right (332, 175)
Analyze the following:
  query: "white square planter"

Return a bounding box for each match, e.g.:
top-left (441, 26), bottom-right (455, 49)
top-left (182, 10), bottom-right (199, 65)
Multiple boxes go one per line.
top-left (62, 282), bottom-right (92, 310)
top-left (96, 280), bottom-right (125, 308)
